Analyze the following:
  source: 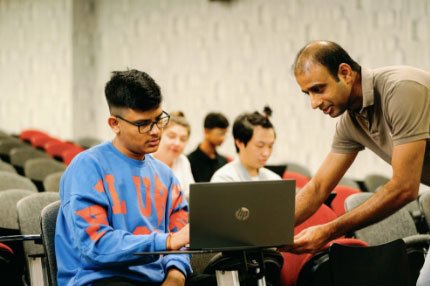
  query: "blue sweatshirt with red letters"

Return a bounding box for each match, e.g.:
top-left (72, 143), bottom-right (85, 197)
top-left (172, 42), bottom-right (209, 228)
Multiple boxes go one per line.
top-left (55, 142), bottom-right (191, 285)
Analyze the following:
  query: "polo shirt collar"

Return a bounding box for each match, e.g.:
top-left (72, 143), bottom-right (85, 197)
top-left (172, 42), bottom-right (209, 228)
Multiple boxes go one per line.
top-left (359, 67), bottom-right (375, 113)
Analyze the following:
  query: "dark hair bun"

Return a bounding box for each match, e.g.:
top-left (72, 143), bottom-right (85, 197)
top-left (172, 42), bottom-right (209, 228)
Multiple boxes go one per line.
top-left (263, 106), bottom-right (272, 117)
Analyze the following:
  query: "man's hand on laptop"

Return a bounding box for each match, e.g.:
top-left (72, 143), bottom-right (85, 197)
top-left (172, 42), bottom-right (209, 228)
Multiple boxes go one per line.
top-left (168, 224), bottom-right (190, 250)
top-left (293, 224), bottom-right (333, 254)
top-left (278, 224), bottom-right (331, 254)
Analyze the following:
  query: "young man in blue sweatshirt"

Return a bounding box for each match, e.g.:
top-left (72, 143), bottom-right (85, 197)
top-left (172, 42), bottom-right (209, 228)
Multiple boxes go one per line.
top-left (55, 70), bottom-right (191, 286)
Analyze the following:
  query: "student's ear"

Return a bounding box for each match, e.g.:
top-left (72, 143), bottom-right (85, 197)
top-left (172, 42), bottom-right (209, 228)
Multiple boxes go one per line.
top-left (108, 116), bottom-right (120, 134)
top-left (338, 63), bottom-right (353, 83)
top-left (235, 139), bottom-right (244, 152)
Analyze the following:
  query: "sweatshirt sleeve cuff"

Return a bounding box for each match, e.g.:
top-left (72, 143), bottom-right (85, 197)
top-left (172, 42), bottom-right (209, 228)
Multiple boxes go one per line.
top-left (155, 233), bottom-right (169, 251)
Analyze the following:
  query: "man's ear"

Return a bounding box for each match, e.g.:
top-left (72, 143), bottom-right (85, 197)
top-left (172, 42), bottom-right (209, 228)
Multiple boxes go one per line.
top-left (235, 139), bottom-right (244, 152)
top-left (108, 116), bottom-right (120, 134)
top-left (338, 63), bottom-right (353, 83)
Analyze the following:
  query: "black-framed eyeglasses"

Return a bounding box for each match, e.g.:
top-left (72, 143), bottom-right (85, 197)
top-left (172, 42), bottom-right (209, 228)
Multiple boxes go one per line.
top-left (115, 111), bottom-right (170, 134)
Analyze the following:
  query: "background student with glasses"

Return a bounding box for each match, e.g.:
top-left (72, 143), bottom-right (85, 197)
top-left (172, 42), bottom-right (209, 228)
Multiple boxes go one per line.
top-left (55, 69), bottom-right (191, 286)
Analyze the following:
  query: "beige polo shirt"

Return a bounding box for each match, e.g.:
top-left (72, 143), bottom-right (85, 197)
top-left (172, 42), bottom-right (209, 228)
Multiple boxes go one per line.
top-left (332, 66), bottom-right (430, 185)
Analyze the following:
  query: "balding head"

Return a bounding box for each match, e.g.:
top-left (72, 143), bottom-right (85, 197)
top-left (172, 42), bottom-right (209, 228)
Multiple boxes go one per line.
top-left (294, 41), bottom-right (361, 81)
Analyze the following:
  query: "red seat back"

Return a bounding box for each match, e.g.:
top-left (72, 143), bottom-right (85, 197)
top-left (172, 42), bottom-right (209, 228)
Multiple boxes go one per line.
top-left (45, 141), bottom-right (78, 158)
top-left (19, 129), bottom-right (49, 143)
top-left (283, 171), bottom-right (310, 189)
top-left (330, 185), bottom-right (361, 216)
top-left (30, 134), bottom-right (61, 150)
top-left (62, 146), bottom-right (85, 165)
top-left (280, 204), bottom-right (337, 285)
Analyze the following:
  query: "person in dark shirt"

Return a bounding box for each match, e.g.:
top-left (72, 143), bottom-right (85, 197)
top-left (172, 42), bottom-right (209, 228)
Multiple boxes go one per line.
top-left (187, 112), bottom-right (229, 182)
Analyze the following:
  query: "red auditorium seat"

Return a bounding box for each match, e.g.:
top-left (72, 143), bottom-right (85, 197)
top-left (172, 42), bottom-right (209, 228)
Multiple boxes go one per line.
top-left (329, 185), bottom-right (362, 216)
top-left (19, 129), bottom-right (49, 143)
top-left (45, 141), bottom-right (79, 160)
top-left (283, 171), bottom-right (310, 189)
top-left (30, 134), bottom-right (62, 150)
top-left (280, 204), bottom-right (367, 285)
top-left (62, 146), bottom-right (85, 165)
top-left (280, 204), bottom-right (336, 285)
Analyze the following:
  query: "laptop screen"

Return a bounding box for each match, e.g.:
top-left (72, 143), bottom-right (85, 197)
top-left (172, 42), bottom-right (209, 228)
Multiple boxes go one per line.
top-left (189, 180), bottom-right (295, 250)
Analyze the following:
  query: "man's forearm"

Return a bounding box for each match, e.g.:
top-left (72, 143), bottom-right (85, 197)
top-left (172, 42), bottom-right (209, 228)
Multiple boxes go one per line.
top-left (294, 151), bottom-right (358, 227)
top-left (162, 268), bottom-right (185, 286)
top-left (324, 179), bottom-right (418, 240)
top-left (295, 179), bottom-right (330, 226)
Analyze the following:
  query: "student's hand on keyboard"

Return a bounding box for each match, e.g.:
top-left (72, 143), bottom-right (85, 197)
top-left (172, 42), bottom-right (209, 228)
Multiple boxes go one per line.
top-left (170, 224), bottom-right (190, 250)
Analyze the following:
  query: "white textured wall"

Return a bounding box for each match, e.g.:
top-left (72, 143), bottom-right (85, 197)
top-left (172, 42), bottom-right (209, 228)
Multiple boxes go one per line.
top-left (1, 0), bottom-right (429, 180)
top-left (0, 0), bottom-right (73, 139)
top-left (72, 0), bottom-right (98, 139)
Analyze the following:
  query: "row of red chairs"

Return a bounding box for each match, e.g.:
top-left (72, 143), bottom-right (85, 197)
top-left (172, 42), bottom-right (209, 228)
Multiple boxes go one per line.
top-left (19, 129), bottom-right (85, 165)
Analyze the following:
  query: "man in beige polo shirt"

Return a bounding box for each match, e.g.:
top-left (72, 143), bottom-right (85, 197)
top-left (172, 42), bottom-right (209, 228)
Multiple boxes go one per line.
top-left (282, 41), bottom-right (429, 263)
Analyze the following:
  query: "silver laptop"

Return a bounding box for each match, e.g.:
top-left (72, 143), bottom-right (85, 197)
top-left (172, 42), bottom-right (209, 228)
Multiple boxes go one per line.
top-left (135, 180), bottom-right (295, 254)
top-left (189, 179), bottom-right (295, 250)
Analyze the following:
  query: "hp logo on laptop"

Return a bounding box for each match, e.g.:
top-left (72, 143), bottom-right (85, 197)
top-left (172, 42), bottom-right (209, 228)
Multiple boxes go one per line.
top-left (235, 207), bottom-right (250, 221)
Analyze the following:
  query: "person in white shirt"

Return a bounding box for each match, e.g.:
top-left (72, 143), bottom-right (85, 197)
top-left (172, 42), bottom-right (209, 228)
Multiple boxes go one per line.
top-left (211, 106), bottom-right (281, 182)
top-left (153, 111), bottom-right (194, 197)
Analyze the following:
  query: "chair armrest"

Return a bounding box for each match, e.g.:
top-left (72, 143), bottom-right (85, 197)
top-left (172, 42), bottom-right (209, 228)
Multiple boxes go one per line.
top-left (0, 234), bottom-right (42, 243)
top-left (403, 234), bottom-right (430, 248)
top-left (28, 253), bottom-right (45, 258)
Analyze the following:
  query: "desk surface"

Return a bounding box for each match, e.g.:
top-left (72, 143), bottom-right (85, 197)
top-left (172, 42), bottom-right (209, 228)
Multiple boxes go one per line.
top-left (135, 245), bottom-right (277, 255)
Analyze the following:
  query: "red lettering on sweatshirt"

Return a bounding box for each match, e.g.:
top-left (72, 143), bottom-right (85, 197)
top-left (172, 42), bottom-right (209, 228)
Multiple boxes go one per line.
top-left (171, 184), bottom-right (183, 208)
top-left (133, 226), bottom-right (151, 235)
top-left (133, 226), bottom-right (160, 235)
top-left (154, 174), bottom-right (168, 226)
top-left (133, 176), bottom-right (152, 217)
top-left (169, 210), bottom-right (188, 231)
top-left (94, 180), bottom-right (105, 192)
top-left (105, 174), bottom-right (127, 214)
top-left (75, 205), bottom-right (108, 241)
